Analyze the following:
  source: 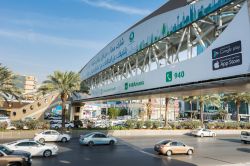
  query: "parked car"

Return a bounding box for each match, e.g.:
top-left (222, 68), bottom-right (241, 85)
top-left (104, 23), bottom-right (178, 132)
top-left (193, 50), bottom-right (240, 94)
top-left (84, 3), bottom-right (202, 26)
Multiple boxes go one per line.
top-left (79, 132), bottom-right (117, 146)
top-left (48, 116), bottom-right (62, 120)
top-left (0, 116), bottom-right (11, 125)
top-left (50, 122), bottom-right (74, 129)
top-left (154, 140), bottom-right (194, 156)
top-left (6, 125), bottom-right (17, 130)
top-left (0, 145), bottom-right (32, 166)
top-left (191, 128), bottom-right (216, 137)
top-left (34, 130), bottom-right (71, 143)
top-left (4, 139), bottom-right (58, 157)
top-left (241, 131), bottom-right (250, 144)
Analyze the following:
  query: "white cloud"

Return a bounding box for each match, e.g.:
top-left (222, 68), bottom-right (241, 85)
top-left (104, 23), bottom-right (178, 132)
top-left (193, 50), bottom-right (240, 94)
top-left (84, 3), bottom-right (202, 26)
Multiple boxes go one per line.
top-left (81, 0), bottom-right (151, 16)
top-left (0, 29), bottom-right (106, 50)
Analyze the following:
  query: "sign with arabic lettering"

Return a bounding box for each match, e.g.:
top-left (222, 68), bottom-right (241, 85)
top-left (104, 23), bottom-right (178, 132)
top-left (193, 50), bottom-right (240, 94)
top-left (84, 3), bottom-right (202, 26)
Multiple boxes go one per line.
top-left (80, 0), bottom-right (233, 80)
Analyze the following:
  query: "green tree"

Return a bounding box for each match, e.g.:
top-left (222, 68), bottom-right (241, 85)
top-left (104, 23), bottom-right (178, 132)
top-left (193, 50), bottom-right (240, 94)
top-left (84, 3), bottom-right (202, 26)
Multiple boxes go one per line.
top-left (0, 64), bottom-right (21, 105)
top-left (39, 71), bottom-right (87, 129)
top-left (217, 108), bottom-right (227, 120)
top-left (223, 93), bottom-right (250, 122)
top-left (108, 107), bottom-right (120, 119)
top-left (183, 94), bottom-right (221, 124)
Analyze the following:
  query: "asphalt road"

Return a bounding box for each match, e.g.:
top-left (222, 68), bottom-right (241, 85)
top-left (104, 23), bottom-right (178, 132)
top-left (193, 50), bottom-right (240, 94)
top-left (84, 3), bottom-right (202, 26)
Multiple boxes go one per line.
top-left (119, 135), bottom-right (250, 166)
top-left (1, 135), bottom-right (250, 166)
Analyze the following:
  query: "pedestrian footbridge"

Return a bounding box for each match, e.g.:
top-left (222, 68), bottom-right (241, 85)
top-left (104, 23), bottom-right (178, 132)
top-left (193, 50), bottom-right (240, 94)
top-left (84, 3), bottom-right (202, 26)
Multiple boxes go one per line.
top-left (76, 0), bottom-right (250, 102)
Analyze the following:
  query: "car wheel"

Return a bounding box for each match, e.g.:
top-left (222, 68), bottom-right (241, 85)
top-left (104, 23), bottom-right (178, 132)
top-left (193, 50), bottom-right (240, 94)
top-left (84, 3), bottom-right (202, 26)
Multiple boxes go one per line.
top-left (166, 150), bottom-right (172, 156)
top-left (200, 133), bottom-right (204, 137)
top-left (43, 150), bottom-right (52, 157)
top-left (212, 133), bottom-right (216, 137)
top-left (109, 140), bottom-right (115, 145)
top-left (88, 141), bottom-right (94, 146)
top-left (39, 138), bottom-right (45, 143)
top-left (61, 137), bottom-right (67, 143)
top-left (187, 149), bottom-right (193, 155)
top-left (244, 141), bottom-right (247, 144)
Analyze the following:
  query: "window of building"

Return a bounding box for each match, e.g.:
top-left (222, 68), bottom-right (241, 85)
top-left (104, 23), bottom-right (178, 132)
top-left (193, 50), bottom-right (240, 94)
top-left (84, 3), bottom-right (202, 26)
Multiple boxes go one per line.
top-left (75, 107), bottom-right (80, 113)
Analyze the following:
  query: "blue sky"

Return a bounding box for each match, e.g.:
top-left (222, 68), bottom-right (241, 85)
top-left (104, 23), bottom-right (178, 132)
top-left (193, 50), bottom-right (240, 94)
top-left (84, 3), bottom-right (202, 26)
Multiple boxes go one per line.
top-left (0, 0), bottom-right (166, 83)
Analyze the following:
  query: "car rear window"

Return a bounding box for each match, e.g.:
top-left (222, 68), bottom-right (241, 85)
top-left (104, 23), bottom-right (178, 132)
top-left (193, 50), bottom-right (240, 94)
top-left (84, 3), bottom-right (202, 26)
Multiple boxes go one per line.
top-left (6, 141), bottom-right (17, 145)
top-left (158, 140), bottom-right (171, 145)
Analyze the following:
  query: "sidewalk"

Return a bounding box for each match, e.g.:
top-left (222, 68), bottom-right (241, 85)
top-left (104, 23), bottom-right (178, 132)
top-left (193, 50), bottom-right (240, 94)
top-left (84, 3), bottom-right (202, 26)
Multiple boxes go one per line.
top-left (1, 129), bottom-right (249, 139)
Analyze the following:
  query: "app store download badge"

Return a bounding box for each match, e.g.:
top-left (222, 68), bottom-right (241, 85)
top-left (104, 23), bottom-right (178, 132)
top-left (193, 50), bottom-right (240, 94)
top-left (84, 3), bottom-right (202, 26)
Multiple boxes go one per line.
top-left (166, 71), bottom-right (172, 82)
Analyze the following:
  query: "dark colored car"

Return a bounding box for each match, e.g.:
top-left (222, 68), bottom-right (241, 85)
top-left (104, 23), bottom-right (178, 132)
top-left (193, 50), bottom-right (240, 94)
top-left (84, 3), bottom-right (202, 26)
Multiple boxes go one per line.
top-left (0, 145), bottom-right (32, 166)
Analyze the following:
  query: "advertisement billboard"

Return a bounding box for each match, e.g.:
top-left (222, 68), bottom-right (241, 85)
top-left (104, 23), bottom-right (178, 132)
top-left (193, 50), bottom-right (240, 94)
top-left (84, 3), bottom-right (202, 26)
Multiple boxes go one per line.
top-left (80, 0), bottom-right (234, 80)
top-left (87, 2), bottom-right (250, 99)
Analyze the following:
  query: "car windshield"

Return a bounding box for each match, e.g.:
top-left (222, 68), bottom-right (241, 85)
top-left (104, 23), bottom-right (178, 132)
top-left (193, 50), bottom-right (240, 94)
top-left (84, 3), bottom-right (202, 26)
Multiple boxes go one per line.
top-left (36, 141), bottom-right (45, 146)
top-left (0, 145), bottom-right (13, 155)
top-left (84, 133), bottom-right (94, 138)
top-left (158, 140), bottom-right (171, 145)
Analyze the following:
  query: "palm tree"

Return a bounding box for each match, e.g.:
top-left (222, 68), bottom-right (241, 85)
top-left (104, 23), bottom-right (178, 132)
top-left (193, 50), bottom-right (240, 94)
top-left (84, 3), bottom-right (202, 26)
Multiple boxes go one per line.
top-left (164, 97), bottom-right (176, 127)
top-left (218, 108), bottom-right (227, 120)
top-left (146, 98), bottom-right (152, 120)
top-left (0, 64), bottom-right (21, 105)
top-left (223, 93), bottom-right (250, 122)
top-left (39, 71), bottom-right (88, 129)
top-left (183, 94), bottom-right (221, 124)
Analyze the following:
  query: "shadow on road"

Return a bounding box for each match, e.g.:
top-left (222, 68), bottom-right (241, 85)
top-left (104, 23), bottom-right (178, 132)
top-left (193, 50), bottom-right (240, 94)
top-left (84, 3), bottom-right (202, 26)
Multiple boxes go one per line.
top-left (142, 148), bottom-right (197, 166)
top-left (218, 138), bottom-right (242, 143)
top-left (237, 148), bottom-right (250, 153)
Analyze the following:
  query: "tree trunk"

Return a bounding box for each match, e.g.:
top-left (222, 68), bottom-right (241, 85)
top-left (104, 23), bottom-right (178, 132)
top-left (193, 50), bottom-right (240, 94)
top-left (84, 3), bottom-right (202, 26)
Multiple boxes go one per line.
top-left (165, 98), bottom-right (169, 127)
top-left (200, 101), bottom-right (204, 125)
top-left (147, 98), bottom-right (152, 120)
top-left (236, 101), bottom-right (241, 122)
top-left (61, 93), bottom-right (68, 130)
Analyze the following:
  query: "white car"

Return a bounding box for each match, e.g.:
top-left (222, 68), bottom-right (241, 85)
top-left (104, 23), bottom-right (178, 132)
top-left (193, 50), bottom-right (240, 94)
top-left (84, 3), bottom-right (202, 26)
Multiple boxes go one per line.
top-left (79, 132), bottom-right (117, 146)
top-left (4, 139), bottom-right (58, 157)
top-left (34, 130), bottom-right (71, 143)
top-left (6, 126), bottom-right (17, 130)
top-left (50, 122), bottom-right (74, 129)
top-left (191, 128), bottom-right (216, 137)
top-left (241, 131), bottom-right (250, 144)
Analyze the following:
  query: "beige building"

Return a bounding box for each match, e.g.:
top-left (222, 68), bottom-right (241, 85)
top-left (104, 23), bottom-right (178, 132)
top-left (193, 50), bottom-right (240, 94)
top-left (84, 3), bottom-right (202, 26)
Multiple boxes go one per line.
top-left (14, 75), bottom-right (37, 94)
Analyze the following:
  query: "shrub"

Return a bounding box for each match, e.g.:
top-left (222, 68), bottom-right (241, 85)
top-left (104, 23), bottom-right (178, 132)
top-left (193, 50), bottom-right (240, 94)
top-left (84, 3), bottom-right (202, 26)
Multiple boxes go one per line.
top-left (136, 121), bottom-right (144, 129)
top-left (0, 122), bottom-right (8, 130)
top-left (152, 121), bottom-right (161, 129)
top-left (108, 126), bottom-right (127, 130)
top-left (145, 120), bottom-right (152, 129)
top-left (225, 122), bottom-right (239, 129)
top-left (168, 122), bottom-right (180, 129)
top-left (180, 121), bottom-right (202, 129)
top-left (12, 120), bottom-right (25, 130)
top-left (25, 120), bottom-right (39, 130)
top-left (125, 120), bottom-right (137, 129)
top-left (240, 123), bottom-right (250, 129)
top-left (37, 121), bottom-right (50, 129)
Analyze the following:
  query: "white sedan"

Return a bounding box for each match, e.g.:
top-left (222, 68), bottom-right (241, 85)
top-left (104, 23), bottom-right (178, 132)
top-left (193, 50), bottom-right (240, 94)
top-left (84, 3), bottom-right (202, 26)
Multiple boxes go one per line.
top-left (4, 139), bottom-right (58, 157)
top-left (34, 130), bottom-right (71, 143)
top-left (191, 128), bottom-right (216, 137)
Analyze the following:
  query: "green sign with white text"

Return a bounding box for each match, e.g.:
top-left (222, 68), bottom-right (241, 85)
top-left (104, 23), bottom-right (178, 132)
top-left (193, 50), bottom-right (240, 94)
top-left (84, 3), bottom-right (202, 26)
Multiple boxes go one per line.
top-left (125, 81), bottom-right (144, 90)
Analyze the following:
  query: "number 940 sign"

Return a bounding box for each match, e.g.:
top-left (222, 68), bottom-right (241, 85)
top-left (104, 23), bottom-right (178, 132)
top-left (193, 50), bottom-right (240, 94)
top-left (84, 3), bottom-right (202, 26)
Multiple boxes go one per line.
top-left (166, 71), bottom-right (185, 82)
